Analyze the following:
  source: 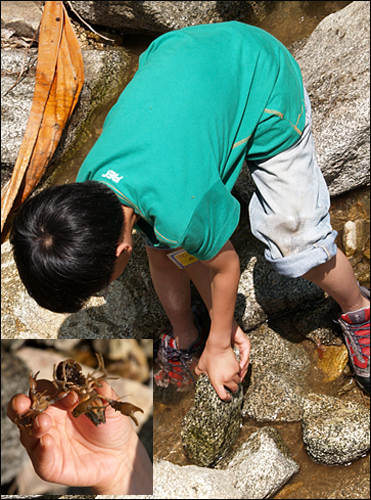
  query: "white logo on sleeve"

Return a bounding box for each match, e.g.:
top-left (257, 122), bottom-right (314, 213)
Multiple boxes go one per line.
top-left (101, 170), bottom-right (123, 183)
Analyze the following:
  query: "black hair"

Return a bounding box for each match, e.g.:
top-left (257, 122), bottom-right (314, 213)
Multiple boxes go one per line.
top-left (9, 181), bottom-right (124, 313)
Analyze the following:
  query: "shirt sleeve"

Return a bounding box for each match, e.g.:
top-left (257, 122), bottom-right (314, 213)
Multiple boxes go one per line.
top-left (180, 179), bottom-right (240, 260)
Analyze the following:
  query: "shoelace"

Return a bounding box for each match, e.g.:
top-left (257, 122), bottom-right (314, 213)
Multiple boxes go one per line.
top-left (162, 345), bottom-right (196, 384)
top-left (345, 323), bottom-right (370, 358)
top-left (336, 318), bottom-right (370, 359)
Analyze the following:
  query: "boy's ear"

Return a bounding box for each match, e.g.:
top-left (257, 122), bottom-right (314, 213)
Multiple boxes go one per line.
top-left (115, 241), bottom-right (132, 258)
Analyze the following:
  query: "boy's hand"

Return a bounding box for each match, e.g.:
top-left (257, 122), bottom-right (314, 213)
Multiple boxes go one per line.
top-left (231, 324), bottom-right (251, 382)
top-left (7, 380), bottom-right (152, 495)
top-left (195, 323), bottom-right (250, 401)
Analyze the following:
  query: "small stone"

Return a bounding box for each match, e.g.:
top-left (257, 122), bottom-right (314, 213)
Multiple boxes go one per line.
top-left (343, 219), bottom-right (367, 257)
top-left (343, 221), bottom-right (358, 257)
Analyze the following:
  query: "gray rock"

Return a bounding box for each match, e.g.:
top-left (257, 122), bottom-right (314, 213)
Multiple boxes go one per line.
top-left (302, 393), bottom-right (370, 465)
top-left (69, 1), bottom-right (269, 35)
top-left (1, 346), bottom-right (30, 484)
top-left (293, 1), bottom-right (370, 196)
top-left (1, 497), bottom-right (44, 499)
top-left (1, 235), bottom-right (168, 339)
top-left (97, 496), bottom-right (154, 499)
top-left (243, 366), bottom-right (307, 422)
top-left (236, 255), bottom-right (324, 331)
top-left (242, 324), bottom-right (311, 422)
top-left (1, 48), bottom-right (37, 187)
top-left (293, 297), bottom-right (343, 345)
top-left (1, 1), bottom-right (42, 38)
top-left (218, 427), bottom-right (300, 499)
top-left (156, 427), bottom-right (299, 499)
top-left (248, 323), bottom-right (311, 373)
top-left (154, 459), bottom-right (241, 499)
top-left (181, 373), bottom-right (243, 467)
top-left (1, 46), bottom-right (131, 188)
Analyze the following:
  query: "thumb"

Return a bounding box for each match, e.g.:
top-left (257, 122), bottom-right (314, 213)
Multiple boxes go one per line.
top-left (194, 363), bottom-right (202, 376)
top-left (214, 384), bottom-right (231, 402)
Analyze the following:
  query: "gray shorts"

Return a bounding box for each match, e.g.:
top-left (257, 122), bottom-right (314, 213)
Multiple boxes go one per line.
top-left (142, 87), bottom-right (337, 278)
top-left (247, 87), bottom-right (337, 277)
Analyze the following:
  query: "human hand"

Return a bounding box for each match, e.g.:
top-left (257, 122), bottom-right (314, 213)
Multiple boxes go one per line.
top-left (231, 323), bottom-right (251, 382)
top-left (7, 379), bottom-right (152, 495)
top-left (195, 322), bottom-right (250, 401)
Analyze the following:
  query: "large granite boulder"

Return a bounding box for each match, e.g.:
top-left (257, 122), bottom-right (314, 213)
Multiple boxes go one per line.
top-left (233, 1), bottom-right (370, 203)
top-left (1, 45), bottom-right (131, 189)
top-left (292, 0), bottom-right (370, 196)
top-left (68, 1), bottom-right (270, 35)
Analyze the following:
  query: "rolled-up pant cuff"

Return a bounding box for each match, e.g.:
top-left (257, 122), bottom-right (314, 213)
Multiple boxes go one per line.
top-left (265, 230), bottom-right (338, 278)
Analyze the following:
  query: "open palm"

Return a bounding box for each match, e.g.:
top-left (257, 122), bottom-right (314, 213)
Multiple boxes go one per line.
top-left (7, 379), bottom-right (135, 490)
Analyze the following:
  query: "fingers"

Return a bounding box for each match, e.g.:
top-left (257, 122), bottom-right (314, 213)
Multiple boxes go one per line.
top-left (195, 365), bottom-right (241, 401)
top-left (7, 393), bottom-right (52, 452)
top-left (20, 412), bottom-right (53, 452)
top-left (215, 380), bottom-right (240, 401)
top-left (232, 329), bottom-right (251, 382)
top-left (7, 393), bottom-right (32, 423)
top-left (94, 379), bottom-right (117, 400)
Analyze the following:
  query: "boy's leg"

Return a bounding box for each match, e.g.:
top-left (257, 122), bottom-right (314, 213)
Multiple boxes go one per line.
top-left (302, 249), bottom-right (369, 313)
top-left (145, 245), bottom-right (198, 350)
top-left (303, 250), bottom-right (370, 393)
top-left (247, 87), bottom-right (369, 392)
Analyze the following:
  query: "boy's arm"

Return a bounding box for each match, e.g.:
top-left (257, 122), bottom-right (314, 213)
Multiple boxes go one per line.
top-left (195, 240), bottom-right (250, 400)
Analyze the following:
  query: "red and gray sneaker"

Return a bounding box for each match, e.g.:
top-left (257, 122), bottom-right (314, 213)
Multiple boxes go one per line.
top-left (338, 286), bottom-right (370, 393)
top-left (154, 312), bottom-right (208, 391)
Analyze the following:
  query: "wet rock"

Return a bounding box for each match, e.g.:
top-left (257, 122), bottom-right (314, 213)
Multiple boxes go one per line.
top-left (217, 427), bottom-right (300, 499)
top-left (156, 427), bottom-right (299, 499)
top-left (315, 344), bottom-right (349, 383)
top-left (293, 1), bottom-right (370, 196)
top-left (293, 297), bottom-right (342, 345)
top-left (243, 367), bottom-right (307, 422)
top-left (1, 347), bottom-right (30, 484)
top-left (236, 255), bottom-right (324, 331)
top-left (242, 324), bottom-right (311, 422)
top-left (181, 373), bottom-right (243, 467)
top-left (69, 1), bottom-right (270, 35)
top-left (247, 324), bottom-right (311, 373)
top-left (302, 393), bottom-right (370, 465)
top-left (154, 458), bottom-right (241, 499)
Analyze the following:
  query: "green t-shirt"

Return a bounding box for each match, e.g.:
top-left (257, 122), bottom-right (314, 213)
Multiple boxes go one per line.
top-left (77, 21), bottom-right (305, 260)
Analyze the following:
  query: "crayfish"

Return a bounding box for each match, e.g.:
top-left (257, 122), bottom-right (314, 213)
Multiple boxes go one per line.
top-left (14, 352), bottom-right (143, 429)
